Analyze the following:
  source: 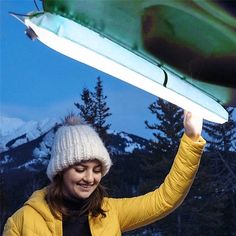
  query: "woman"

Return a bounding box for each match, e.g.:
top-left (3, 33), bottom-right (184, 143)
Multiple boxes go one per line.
top-left (3, 111), bottom-right (205, 235)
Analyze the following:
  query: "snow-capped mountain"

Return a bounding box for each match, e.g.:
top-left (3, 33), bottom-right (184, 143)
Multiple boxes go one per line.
top-left (0, 116), bottom-right (151, 174)
top-left (0, 116), bottom-right (59, 152)
top-left (107, 130), bottom-right (152, 155)
top-left (0, 116), bottom-right (25, 136)
top-left (0, 116), bottom-right (153, 235)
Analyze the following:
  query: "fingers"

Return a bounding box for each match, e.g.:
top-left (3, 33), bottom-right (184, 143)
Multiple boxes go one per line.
top-left (184, 110), bottom-right (203, 141)
top-left (184, 110), bottom-right (191, 125)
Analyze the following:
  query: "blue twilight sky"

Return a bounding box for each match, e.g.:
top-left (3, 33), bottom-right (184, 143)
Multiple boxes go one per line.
top-left (0, 0), bottom-right (158, 138)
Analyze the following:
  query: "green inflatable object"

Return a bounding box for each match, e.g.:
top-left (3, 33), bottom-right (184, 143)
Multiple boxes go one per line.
top-left (42, 0), bottom-right (236, 106)
top-left (13, 0), bottom-right (236, 123)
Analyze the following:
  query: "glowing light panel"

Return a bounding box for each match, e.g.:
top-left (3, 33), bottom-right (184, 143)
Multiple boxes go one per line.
top-left (24, 13), bottom-right (228, 123)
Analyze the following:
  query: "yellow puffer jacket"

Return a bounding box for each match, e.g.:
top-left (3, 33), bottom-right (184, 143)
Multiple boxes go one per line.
top-left (3, 134), bottom-right (205, 236)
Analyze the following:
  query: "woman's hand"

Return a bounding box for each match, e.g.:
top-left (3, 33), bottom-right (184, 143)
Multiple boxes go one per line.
top-left (184, 110), bottom-right (203, 141)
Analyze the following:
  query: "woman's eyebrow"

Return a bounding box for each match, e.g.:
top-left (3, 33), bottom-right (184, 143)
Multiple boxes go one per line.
top-left (76, 163), bottom-right (101, 168)
top-left (75, 164), bottom-right (86, 168)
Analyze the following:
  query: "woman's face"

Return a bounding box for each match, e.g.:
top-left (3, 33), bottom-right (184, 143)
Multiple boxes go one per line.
top-left (62, 160), bottom-right (102, 199)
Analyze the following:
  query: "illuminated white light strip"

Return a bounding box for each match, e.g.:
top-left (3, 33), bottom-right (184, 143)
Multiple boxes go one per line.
top-left (25, 13), bottom-right (228, 123)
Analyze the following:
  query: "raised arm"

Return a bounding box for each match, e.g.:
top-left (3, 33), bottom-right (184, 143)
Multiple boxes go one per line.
top-left (110, 111), bottom-right (206, 232)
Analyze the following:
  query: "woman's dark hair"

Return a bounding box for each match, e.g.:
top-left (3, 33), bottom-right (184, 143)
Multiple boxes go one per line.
top-left (45, 171), bottom-right (107, 219)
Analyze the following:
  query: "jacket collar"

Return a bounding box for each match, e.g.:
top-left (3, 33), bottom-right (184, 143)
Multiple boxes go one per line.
top-left (24, 187), bottom-right (62, 235)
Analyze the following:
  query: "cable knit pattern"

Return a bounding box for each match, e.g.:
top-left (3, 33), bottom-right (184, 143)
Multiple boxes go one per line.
top-left (47, 125), bottom-right (112, 181)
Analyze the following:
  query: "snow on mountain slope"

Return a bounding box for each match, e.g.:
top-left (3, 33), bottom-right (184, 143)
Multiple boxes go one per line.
top-left (119, 132), bottom-right (144, 153)
top-left (0, 116), bottom-right (25, 136)
top-left (107, 130), bottom-right (150, 155)
top-left (0, 115), bottom-right (59, 151)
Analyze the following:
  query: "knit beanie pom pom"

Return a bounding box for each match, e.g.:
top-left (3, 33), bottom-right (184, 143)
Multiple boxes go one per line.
top-left (63, 113), bottom-right (83, 126)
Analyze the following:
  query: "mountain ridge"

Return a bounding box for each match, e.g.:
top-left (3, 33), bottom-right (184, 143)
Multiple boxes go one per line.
top-left (0, 116), bottom-right (152, 174)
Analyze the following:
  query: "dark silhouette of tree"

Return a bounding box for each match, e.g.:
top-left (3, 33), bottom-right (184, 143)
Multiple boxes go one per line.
top-left (145, 98), bottom-right (183, 156)
top-left (203, 107), bottom-right (236, 199)
top-left (201, 107), bottom-right (236, 235)
top-left (74, 88), bottom-right (96, 125)
top-left (204, 107), bottom-right (236, 152)
top-left (74, 77), bottom-right (111, 141)
top-left (92, 77), bottom-right (112, 140)
top-left (142, 98), bottom-right (185, 235)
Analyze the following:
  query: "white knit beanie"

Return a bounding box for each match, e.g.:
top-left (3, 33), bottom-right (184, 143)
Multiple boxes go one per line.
top-left (47, 117), bottom-right (112, 181)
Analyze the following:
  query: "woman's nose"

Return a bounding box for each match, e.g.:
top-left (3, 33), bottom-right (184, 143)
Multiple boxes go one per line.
top-left (83, 170), bottom-right (94, 183)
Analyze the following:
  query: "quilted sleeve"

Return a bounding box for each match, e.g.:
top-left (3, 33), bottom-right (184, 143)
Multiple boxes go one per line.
top-left (3, 216), bottom-right (20, 236)
top-left (112, 133), bottom-right (206, 232)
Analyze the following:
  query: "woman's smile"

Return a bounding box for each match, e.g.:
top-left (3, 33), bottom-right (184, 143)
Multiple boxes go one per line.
top-left (62, 160), bottom-right (102, 199)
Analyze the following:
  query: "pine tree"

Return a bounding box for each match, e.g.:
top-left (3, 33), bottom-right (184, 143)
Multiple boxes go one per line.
top-left (202, 107), bottom-right (236, 235)
top-left (74, 88), bottom-right (96, 125)
top-left (145, 98), bottom-right (183, 156)
top-left (203, 107), bottom-right (236, 192)
top-left (92, 77), bottom-right (112, 140)
top-left (142, 98), bottom-right (184, 191)
top-left (74, 77), bottom-right (111, 141)
top-left (204, 107), bottom-right (236, 152)
top-left (141, 98), bottom-right (185, 235)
